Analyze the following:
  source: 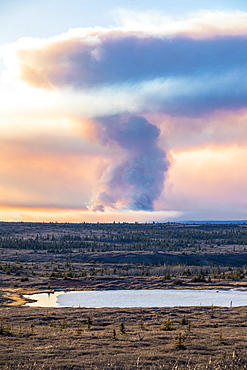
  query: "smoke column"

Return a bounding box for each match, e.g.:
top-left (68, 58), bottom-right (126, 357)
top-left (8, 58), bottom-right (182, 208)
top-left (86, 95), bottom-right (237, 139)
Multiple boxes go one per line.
top-left (91, 115), bottom-right (169, 212)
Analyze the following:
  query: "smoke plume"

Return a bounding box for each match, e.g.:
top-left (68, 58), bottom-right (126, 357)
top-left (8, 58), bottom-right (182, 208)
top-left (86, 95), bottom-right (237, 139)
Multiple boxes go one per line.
top-left (91, 115), bottom-right (169, 212)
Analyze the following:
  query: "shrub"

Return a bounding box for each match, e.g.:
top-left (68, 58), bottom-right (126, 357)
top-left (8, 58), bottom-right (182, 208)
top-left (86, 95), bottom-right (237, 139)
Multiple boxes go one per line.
top-left (175, 332), bottom-right (186, 350)
top-left (120, 323), bottom-right (126, 334)
top-left (160, 318), bottom-right (174, 331)
top-left (87, 316), bottom-right (93, 329)
top-left (179, 315), bottom-right (188, 325)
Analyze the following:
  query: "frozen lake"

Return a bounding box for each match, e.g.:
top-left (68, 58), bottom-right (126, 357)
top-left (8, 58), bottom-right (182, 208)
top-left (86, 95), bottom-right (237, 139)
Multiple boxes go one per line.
top-left (24, 289), bottom-right (247, 308)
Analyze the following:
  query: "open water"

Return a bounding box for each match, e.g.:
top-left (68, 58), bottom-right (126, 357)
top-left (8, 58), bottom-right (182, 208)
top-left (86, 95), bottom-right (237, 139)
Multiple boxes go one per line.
top-left (24, 289), bottom-right (247, 308)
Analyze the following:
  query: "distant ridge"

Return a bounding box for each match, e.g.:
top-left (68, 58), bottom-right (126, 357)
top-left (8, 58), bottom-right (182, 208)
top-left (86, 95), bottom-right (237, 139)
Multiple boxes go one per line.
top-left (179, 220), bottom-right (247, 225)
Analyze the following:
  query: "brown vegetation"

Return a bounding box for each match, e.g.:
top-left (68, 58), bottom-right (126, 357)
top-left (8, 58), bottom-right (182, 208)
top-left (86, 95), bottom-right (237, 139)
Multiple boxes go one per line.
top-left (1, 222), bottom-right (247, 369)
top-left (1, 305), bottom-right (247, 369)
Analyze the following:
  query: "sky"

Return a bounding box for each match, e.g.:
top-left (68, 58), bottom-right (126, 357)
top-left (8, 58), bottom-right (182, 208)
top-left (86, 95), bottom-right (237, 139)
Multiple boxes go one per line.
top-left (1, 0), bottom-right (247, 223)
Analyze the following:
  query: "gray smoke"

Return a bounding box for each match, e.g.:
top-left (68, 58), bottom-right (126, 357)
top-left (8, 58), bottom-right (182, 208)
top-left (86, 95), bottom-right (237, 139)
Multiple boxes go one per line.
top-left (91, 115), bottom-right (169, 211)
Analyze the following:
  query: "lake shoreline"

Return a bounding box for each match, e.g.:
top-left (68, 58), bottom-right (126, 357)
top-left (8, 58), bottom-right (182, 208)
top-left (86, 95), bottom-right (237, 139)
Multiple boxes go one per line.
top-left (2, 279), bottom-right (247, 308)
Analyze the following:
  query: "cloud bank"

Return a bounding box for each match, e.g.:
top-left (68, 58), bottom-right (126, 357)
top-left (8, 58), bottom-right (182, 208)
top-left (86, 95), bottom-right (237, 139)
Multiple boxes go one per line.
top-left (2, 12), bottom-right (246, 118)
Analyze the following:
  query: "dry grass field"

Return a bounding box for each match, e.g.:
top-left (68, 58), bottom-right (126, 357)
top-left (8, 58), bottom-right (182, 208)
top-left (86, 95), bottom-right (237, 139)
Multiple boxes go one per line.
top-left (1, 305), bottom-right (247, 369)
